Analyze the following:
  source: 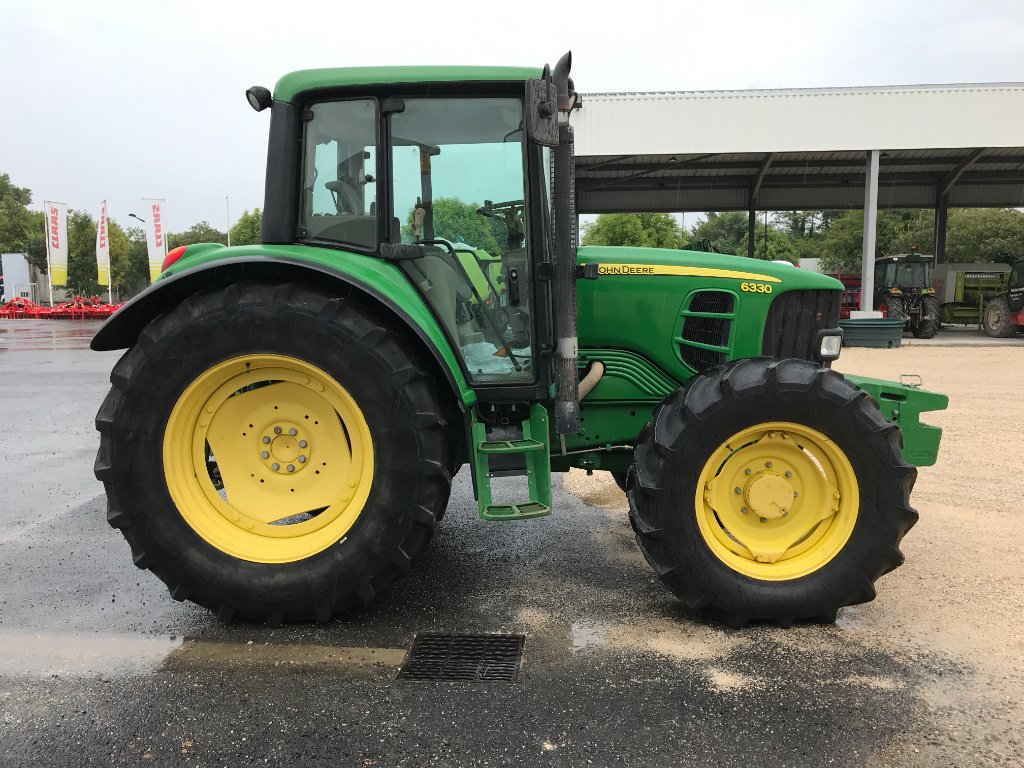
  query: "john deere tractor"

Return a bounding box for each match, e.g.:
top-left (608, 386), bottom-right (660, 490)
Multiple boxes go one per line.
top-left (874, 250), bottom-right (942, 338)
top-left (92, 54), bottom-right (948, 627)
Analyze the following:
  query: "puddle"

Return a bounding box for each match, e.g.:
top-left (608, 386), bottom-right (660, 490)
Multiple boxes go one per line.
top-left (162, 639), bottom-right (407, 674)
top-left (0, 631), bottom-right (406, 678)
top-left (570, 621), bottom-right (610, 652)
top-left (0, 631), bottom-right (183, 677)
top-left (0, 319), bottom-right (103, 352)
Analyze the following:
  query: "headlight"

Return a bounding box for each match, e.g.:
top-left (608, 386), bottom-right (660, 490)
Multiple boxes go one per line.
top-left (819, 333), bottom-right (843, 360)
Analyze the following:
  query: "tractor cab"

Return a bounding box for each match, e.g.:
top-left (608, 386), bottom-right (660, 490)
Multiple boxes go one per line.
top-left (268, 78), bottom-right (565, 397)
top-left (874, 251), bottom-right (934, 295)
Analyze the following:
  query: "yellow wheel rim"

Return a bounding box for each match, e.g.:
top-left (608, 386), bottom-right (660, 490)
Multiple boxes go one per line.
top-left (162, 354), bottom-right (374, 563)
top-left (695, 421), bottom-right (858, 581)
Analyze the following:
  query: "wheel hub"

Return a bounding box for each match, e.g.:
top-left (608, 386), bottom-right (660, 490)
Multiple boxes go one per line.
top-left (260, 422), bottom-right (311, 473)
top-left (744, 472), bottom-right (793, 519)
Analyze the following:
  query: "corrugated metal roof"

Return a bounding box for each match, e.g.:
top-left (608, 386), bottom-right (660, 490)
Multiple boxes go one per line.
top-left (572, 83), bottom-right (1024, 213)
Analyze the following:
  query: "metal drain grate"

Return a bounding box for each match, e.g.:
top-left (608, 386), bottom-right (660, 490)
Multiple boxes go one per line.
top-left (397, 633), bottom-right (525, 682)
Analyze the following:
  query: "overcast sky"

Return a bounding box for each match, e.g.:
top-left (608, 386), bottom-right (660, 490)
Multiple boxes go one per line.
top-left (3, 0), bottom-right (1023, 231)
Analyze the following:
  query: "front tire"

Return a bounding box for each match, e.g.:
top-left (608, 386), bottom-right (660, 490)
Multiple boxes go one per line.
top-left (95, 282), bottom-right (452, 624)
top-left (628, 358), bottom-right (917, 627)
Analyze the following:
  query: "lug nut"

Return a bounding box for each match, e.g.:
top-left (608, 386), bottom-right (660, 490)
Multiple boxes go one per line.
top-left (760, 517), bottom-right (768, 523)
top-left (287, 464), bottom-right (295, 473)
top-left (740, 507), bottom-right (748, 514)
top-left (765, 461), bottom-right (773, 468)
top-left (784, 470), bottom-right (792, 478)
top-left (289, 428), bottom-right (297, 436)
top-left (262, 436), bottom-right (271, 444)
top-left (261, 451), bottom-right (270, 459)
top-left (734, 487), bottom-right (742, 494)
top-left (744, 468), bottom-right (752, 476)
top-left (299, 440), bottom-right (308, 449)
top-left (271, 462), bottom-right (280, 471)
top-left (298, 455), bottom-right (307, 463)
top-left (793, 491), bottom-right (799, 497)
top-left (274, 426), bottom-right (282, 435)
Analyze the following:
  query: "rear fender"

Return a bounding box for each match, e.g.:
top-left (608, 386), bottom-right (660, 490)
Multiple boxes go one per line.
top-left (91, 253), bottom-right (476, 407)
top-left (843, 374), bottom-right (948, 467)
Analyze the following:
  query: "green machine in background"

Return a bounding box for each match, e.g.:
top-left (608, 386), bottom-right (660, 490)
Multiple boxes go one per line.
top-left (874, 251), bottom-right (941, 338)
top-left (91, 54), bottom-right (948, 628)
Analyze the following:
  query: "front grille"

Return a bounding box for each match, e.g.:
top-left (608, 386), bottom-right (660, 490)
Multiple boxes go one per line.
top-left (762, 290), bottom-right (841, 360)
top-left (680, 291), bottom-right (733, 372)
top-left (689, 291), bottom-right (734, 314)
top-left (397, 633), bottom-right (525, 682)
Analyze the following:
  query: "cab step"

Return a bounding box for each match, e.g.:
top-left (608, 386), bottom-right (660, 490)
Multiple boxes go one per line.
top-left (471, 403), bottom-right (552, 521)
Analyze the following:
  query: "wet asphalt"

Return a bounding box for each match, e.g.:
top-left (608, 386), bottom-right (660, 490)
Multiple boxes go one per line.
top-left (0, 320), bottom-right (963, 767)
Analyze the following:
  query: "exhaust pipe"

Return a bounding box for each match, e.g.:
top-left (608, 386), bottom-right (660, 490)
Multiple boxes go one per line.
top-left (550, 51), bottom-right (580, 435)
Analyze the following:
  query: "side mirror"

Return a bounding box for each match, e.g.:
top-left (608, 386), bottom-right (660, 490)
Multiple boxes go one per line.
top-left (525, 71), bottom-right (559, 148)
top-left (380, 243), bottom-right (425, 261)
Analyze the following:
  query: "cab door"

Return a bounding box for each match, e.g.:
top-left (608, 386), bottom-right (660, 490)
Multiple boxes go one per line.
top-left (387, 96), bottom-right (548, 391)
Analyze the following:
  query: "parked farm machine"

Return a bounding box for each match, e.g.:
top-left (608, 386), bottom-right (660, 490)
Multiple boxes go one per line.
top-left (91, 54), bottom-right (948, 628)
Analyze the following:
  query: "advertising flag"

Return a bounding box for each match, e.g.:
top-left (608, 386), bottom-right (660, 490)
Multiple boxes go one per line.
top-left (44, 201), bottom-right (69, 286)
top-left (96, 200), bottom-right (111, 291)
top-left (143, 197), bottom-right (167, 282)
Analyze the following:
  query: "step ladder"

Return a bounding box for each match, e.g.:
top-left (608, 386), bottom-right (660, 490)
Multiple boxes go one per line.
top-left (470, 403), bottom-right (552, 521)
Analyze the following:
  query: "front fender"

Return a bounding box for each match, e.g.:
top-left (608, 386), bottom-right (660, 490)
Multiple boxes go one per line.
top-left (843, 374), bottom-right (948, 467)
top-left (91, 246), bottom-right (476, 406)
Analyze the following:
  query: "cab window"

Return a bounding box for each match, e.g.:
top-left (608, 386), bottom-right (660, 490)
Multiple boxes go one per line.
top-left (300, 99), bottom-right (378, 249)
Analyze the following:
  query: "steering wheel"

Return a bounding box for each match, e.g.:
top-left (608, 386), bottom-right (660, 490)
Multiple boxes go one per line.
top-left (325, 178), bottom-right (362, 214)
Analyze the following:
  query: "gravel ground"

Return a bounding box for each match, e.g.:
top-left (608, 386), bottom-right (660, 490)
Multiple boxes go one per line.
top-left (835, 345), bottom-right (1024, 766)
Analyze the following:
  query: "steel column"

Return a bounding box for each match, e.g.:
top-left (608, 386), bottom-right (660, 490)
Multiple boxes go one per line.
top-left (934, 193), bottom-right (949, 264)
top-left (747, 195), bottom-right (756, 258)
top-left (860, 150), bottom-right (880, 310)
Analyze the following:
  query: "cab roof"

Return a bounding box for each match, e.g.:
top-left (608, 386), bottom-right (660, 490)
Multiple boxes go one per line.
top-left (273, 66), bottom-right (541, 103)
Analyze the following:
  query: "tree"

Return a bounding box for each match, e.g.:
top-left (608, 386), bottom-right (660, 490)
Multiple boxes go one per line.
top-left (168, 221), bottom-right (227, 248)
top-left (230, 209), bottom-right (262, 246)
top-left (689, 212), bottom-right (748, 255)
top-left (0, 172), bottom-right (48, 273)
top-left (740, 221), bottom-right (800, 264)
top-left (818, 210), bottom-right (933, 274)
top-left (64, 209), bottom-right (99, 295)
top-left (582, 213), bottom-right (687, 249)
top-left (402, 198), bottom-right (503, 254)
top-left (945, 208), bottom-right (1024, 263)
top-left (122, 226), bottom-right (151, 295)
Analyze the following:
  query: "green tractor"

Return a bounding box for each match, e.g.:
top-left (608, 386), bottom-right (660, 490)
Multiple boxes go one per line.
top-left (874, 249), bottom-right (942, 338)
top-left (92, 54), bottom-right (948, 627)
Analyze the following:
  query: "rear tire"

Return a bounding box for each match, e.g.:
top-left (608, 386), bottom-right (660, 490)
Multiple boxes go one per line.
top-left (95, 281), bottom-right (452, 623)
top-left (983, 297), bottom-right (1017, 337)
top-left (912, 295), bottom-right (941, 338)
top-left (628, 358), bottom-right (917, 627)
